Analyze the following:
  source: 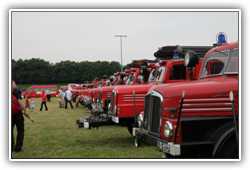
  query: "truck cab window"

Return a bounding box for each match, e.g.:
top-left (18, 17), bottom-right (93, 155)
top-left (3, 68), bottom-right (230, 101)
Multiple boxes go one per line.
top-left (201, 48), bottom-right (238, 78)
top-left (206, 59), bottom-right (224, 75)
top-left (170, 64), bottom-right (186, 80)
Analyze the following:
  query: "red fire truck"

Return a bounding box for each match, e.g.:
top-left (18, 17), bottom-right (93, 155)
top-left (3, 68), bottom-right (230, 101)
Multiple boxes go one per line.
top-left (76, 65), bottom-right (151, 127)
top-left (22, 85), bottom-right (58, 98)
top-left (78, 46), bottom-right (211, 132)
top-left (134, 42), bottom-right (239, 158)
top-left (90, 67), bottom-right (144, 114)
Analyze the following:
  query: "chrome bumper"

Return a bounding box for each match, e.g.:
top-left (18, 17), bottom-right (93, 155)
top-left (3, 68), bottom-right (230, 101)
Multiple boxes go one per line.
top-left (134, 127), bottom-right (181, 156)
top-left (157, 141), bottom-right (181, 156)
top-left (111, 116), bottom-right (119, 123)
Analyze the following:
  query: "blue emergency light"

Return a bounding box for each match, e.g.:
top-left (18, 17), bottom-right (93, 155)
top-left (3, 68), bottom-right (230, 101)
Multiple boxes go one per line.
top-left (216, 32), bottom-right (227, 44)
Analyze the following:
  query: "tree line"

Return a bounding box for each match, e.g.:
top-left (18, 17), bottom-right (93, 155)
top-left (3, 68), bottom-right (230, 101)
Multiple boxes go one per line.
top-left (12, 58), bottom-right (121, 84)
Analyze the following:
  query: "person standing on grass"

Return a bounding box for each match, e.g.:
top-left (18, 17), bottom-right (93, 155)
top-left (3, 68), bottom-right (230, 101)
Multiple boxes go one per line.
top-left (65, 88), bottom-right (73, 109)
top-left (30, 97), bottom-right (35, 112)
top-left (12, 80), bottom-right (34, 153)
top-left (40, 90), bottom-right (48, 111)
top-left (58, 88), bottom-right (65, 108)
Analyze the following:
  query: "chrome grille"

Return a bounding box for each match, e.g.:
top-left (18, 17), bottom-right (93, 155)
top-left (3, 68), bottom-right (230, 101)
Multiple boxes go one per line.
top-left (143, 94), bottom-right (161, 134)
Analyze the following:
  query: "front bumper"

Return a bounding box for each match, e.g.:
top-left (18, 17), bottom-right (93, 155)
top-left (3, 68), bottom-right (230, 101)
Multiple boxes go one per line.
top-left (76, 117), bottom-right (90, 129)
top-left (76, 114), bottom-right (114, 129)
top-left (134, 127), bottom-right (181, 156)
top-left (111, 116), bottom-right (119, 123)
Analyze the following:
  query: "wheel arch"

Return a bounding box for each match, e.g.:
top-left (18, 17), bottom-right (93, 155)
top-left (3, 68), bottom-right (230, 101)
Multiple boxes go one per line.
top-left (211, 123), bottom-right (238, 157)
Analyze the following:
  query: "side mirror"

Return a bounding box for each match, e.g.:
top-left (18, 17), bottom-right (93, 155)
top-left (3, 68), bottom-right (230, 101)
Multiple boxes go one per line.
top-left (185, 50), bottom-right (198, 68)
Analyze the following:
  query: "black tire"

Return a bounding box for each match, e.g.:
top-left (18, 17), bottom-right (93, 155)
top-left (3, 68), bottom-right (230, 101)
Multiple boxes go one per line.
top-left (214, 134), bottom-right (238, 158)
top-left (127, 125), bottom-right (133, 135)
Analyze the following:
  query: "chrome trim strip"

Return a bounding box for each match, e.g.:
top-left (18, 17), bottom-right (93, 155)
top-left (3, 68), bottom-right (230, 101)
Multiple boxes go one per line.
top-left (184, 98), bottom-right (230, 103)
top-left (182, 107), bottom-right (232, 112)
top-left (150, 90), bottom-right (163, 102)
top-left (183, 103), bottom-right (232, 107)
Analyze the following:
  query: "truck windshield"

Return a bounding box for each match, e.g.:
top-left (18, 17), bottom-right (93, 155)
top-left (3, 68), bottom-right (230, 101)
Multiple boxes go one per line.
top-left (200, 48), bottom-right (238, 78)
top-left (126, 74), bottom-right (135, 85)
top-left (156, 66), bottom-right (166, 82)
top-left (148, 66), bottom-right (166, 83)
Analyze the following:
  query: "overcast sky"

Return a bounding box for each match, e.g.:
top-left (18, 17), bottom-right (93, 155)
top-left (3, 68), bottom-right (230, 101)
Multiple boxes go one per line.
top-left (12, 11), bottom-right (239, 65)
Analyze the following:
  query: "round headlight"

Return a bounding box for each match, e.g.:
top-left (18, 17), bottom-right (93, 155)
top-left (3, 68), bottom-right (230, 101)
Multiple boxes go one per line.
top-left (164, 121), bottom-right (174, 137)
top-left (137, 113), bottom-right (144, 127)
top-left (108, 103), bottom-right (111, 110)
top-left (138, 113), bottom-right (143, 122)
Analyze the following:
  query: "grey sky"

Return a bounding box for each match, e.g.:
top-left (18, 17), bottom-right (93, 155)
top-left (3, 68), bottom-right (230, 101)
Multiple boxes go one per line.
top-left (12, 11), bottom-right (239, 65)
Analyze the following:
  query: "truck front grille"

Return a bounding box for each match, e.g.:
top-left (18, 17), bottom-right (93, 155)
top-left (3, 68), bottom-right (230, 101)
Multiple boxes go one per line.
top-left (143, 94), bottom-right (161, 135)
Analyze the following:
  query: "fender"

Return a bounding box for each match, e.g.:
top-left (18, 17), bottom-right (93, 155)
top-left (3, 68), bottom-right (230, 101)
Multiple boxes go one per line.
top-left (212, 124), bottom-right (237, 157)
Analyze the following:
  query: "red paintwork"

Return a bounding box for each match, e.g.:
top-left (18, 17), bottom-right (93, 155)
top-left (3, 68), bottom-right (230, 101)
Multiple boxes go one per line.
top-left (150, 42), bottom-right (239, 144)
top-left (90, 67), bottom-right (143, 108)
top-left (112, 59), bottom-right (200, 119)
top-left (22, 84), bottom-right (59, 98)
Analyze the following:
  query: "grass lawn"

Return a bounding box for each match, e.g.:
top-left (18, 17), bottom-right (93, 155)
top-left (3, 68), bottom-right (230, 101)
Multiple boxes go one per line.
top-left (12, 97), bottom-right (163, 159)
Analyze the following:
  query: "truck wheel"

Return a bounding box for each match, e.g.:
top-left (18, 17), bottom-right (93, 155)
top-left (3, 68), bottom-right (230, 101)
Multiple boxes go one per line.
top-left (134, 136), bottom-right (140, 148)
top-left (214, 134), bottom-right (238, 158)
top-left (127, 125), bottom-right (133, 135)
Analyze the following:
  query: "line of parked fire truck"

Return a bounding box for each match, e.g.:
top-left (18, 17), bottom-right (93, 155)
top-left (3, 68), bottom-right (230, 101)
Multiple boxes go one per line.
top-left (68, 36), bottom-right (239, 159)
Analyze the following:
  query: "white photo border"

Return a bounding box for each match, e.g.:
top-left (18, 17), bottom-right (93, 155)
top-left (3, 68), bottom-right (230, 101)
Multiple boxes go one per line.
top-left (9, 8), bottom-right (241, 162)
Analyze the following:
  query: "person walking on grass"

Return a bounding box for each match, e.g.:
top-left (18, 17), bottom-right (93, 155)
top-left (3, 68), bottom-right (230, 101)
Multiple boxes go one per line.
top-left (65, 88), bottom-right (73, 109)
top-left (12, 81), bottom-right (34, 153)
top-left (58, 88), bottom-right (65, 108)
top-left (40, 90), bottom-right (48, 111)
top-left (30, 97), bottom-right (35, 112)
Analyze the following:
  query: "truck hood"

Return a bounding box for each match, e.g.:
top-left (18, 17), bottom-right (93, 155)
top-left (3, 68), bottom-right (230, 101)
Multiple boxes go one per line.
top-left (99, 86), bottom-right (114, 92)
top-left (114, 83), bottom-right (154, 94)
top-left (152, 76), bottom-right (238, 98)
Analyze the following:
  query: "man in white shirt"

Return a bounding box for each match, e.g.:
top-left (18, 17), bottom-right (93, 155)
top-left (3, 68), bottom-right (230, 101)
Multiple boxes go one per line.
top-left (64, 89), bottom-right (74, 109)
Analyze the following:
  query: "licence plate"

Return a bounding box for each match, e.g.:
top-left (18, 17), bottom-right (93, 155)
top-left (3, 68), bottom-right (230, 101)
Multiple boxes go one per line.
top-left (84, 121), bottom-right (89, 129)
top-left (112, 116), bottom-right (119, 123)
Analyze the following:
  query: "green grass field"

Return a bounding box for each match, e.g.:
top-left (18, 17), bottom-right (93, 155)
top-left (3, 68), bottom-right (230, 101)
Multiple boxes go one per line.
top-left (12, 98), bottom-right (163, 159)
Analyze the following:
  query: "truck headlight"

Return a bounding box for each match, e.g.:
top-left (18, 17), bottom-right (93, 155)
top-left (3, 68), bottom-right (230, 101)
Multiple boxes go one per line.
top-left (137, 113), bottom-right (144, 127)
top-left (164, 121), bottom-right (174, 137)
top-left (138, 113), bottom-right (143, 122)
top-left (111, 89), bottom-right (117, 114)
top-left (108, 102), bottom-right (111, 111)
